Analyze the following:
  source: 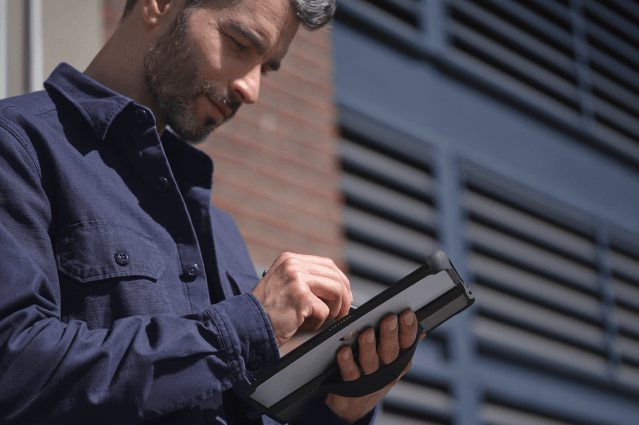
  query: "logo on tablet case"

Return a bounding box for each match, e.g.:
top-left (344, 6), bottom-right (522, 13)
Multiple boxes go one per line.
top-left (340, 328), bottom-right (361, 343)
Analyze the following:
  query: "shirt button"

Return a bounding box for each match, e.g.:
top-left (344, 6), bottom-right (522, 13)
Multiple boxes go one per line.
top-left (114, 251), bottom-right (130, 266)
top-left (247, 356), bottom-right (263, 371)
top-left (135, 109), bottom-right (148, 123)
top-left (184, 263), bottom-right (200, 279)
top-left (154, 177), bottom-right (169, 193)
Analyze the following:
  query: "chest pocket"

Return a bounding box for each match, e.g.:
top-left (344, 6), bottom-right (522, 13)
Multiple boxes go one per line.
top-left (55, 221), bottom-right (170, 329)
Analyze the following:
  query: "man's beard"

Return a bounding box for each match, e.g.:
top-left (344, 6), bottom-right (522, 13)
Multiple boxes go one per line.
top-left (142, 7), bottom-right (241, 144)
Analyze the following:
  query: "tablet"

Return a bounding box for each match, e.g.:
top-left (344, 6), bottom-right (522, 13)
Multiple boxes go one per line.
top-left (243, 251), bottom-right (474, 423)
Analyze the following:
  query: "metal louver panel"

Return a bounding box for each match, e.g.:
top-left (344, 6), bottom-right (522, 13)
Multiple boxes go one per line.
top-left (339, 118), bottom-right (445, 424)
top-left (360, 0), bottom-right (422, 28)
top-left (585, 0), bottom-right (639, 152)
top-left (336, 0), bottom-right (424, 51)
top-left (610, 237), bottom-right (639, 390)
top-left (480, 401), bottom-right (607, 425)
top-left (464, 166), bottom-right (609, 381)
top-left (337, 0), bottom-right (639, 167)
top-left (466, 221), bottom-right (599, 291)
top-left (465, 190), bottom-right (597, 262)
top-left (474, 316), bottom-right (607, 377)
top-left (340, 128), bottom-right (437, 292)
top-left (377, 379), bottom-right (451, 425)
top-left (469, 253), bottom-right (601, 319)
top-left (449, 0), bottom-right (580, 114)
top-left (342, 174), bottom-right (436, 231)
top-left (346, 240), bottom-right (425, 284)
top-left (476, 285), bottom-right (605, 348)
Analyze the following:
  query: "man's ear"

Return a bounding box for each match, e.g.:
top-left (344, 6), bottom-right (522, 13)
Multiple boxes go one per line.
top-left (141, 0), bottom-right (173, 26)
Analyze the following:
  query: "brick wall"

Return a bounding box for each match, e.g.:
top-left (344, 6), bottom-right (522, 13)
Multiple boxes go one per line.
top-left (103, 1), bottom-right (346, 271)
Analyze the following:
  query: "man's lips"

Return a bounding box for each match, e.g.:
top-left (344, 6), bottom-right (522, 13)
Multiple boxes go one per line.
top-left (207, 95), bottom-right (231, 120)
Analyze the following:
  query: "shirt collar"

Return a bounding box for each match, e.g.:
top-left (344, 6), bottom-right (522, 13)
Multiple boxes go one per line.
top-left (44, 63), bottom-right (134, 141)
top-left (44, 63), bottom-right (214, 189)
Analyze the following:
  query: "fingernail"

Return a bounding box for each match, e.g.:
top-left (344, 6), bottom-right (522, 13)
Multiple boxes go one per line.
top-left (404, 312), bottom-right (414, 326)
top-left (342, 349), bottom-right (350, 360)
top-left (366, 331), bottom-right (374, 344)
top-left (388, 317), bottom-right (397, 331)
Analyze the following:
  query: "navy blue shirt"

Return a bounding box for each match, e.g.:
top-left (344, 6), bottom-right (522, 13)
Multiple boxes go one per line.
top-left (0, 64), bottom-right (378, 425)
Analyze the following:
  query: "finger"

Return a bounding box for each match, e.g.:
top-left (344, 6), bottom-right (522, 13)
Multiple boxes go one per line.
top-left (398, 310), bottom-right (418, 350)
top-left (419, 333), bottom-right (426, 342)
top-left (298, 257), bottom-right (352, 319)
top-left (306, 275), bottom-right (344, 320)
top-left (336, 346), bottom-right (361, 382)
top-left (274, 252), bottom-right (353, 318)
top-left (334, 275), bottom-right (352, 321)
top-left (357, 328), bottom-right (379, 375)
top-left (298, 294), bottom-right (330, 332)
top-left (378, 315), bottom-right (400, 365)
top-left (272, 256), bottom-right (342, 321)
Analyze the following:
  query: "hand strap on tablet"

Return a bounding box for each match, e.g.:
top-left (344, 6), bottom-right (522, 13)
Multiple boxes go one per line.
top-left (319, 324), bottom-right (423, 398)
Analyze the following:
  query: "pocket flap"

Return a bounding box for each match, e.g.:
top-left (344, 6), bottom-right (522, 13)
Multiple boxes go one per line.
top-left (227, 270), bottom-right (260, 295)
top-left (56, 222), bottom-right (165, 283)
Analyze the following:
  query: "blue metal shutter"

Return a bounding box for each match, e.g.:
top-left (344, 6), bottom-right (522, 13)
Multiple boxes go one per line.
top-left (463, 163), bottom-right (637, 424)
top-left (585, 0), bottom-right (639, 160)
top-left (609, 234), bottom-right (639, 390)
top-left (448, 0), bottom-right (581, 124)
top-left (339, 109), bottom-right (452, 425)
top-left (447, 0), bottom-right (639, 164)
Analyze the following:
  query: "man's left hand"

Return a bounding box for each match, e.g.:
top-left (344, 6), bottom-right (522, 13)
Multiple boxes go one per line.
top-left (325, 310), bottom-right (426, 424)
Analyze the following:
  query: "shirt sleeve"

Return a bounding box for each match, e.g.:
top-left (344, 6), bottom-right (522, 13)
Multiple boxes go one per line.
top-left (0, 121), bottom-right (279, 423)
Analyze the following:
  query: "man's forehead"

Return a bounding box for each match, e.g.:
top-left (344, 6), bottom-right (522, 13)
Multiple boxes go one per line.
top-left (219, 0), bottom-right (299, 59)
top-left (222, 0), bottom-right (297, 35)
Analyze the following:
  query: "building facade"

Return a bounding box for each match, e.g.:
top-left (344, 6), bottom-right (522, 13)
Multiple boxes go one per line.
top-left (333, 0), bottom-right (639, 424)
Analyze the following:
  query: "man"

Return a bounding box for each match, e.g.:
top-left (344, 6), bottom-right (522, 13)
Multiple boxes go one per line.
top-left (0, 0), bottom-right (423, 423)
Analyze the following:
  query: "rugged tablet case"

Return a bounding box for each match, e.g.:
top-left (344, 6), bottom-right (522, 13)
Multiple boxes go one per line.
top-left (239, 250), bottom-right (475, 423)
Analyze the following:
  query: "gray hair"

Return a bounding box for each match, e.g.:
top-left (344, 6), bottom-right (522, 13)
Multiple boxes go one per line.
top-left (121, 0), bottom-right (335, 30)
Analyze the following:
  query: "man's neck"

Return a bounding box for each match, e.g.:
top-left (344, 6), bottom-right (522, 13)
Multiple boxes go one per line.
top-left (84, 23), bottom-right (167, 135)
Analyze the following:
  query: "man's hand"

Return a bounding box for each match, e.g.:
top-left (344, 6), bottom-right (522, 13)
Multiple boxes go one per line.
top-left (251, 252), bottom-right (352, 347)
top-left (325, 310), bottom-right (426, 424)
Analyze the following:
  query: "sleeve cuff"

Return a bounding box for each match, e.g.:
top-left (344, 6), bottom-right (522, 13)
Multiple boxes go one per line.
top-left (204, 293), bottom-right (280, 383)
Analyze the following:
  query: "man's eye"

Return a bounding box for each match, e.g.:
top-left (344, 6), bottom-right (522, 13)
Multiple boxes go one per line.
top-left (230, 36), bottom-right (248, 52)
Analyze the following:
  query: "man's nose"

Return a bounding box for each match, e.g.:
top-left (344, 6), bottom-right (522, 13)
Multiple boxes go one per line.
top-left (231, 65), bottom-right (261, 104)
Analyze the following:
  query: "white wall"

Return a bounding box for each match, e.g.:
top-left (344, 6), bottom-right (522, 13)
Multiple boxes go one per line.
top-left (42, 0), bottom-right (102, 78)
top-left (1, 0), bottom-right (103, 98)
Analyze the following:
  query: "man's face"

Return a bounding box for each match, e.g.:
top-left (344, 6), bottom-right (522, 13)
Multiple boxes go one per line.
top-left (143, 0), bottom-right (299, 144)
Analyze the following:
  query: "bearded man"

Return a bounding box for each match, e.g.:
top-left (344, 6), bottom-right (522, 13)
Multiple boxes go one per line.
top-left (0, 0), bottom-right (422, 424)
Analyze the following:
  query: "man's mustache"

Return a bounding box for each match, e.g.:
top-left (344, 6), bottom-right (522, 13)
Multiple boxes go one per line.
top-left (202, 88), bottom-right (242, 119)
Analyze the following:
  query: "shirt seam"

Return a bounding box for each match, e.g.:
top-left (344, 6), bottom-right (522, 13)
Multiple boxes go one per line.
top-left (33, 106), bottom-right (57, 116)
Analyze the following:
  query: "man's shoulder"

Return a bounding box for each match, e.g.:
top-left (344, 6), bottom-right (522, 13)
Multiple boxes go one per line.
top-left (0, 91), bottom-right (57, 139)
top-left (0, 90), bottom-right (56, 119)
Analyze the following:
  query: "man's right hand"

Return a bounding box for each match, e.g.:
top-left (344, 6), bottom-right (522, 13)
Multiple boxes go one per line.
top-left (251, 252), bottom-right (353, 347)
